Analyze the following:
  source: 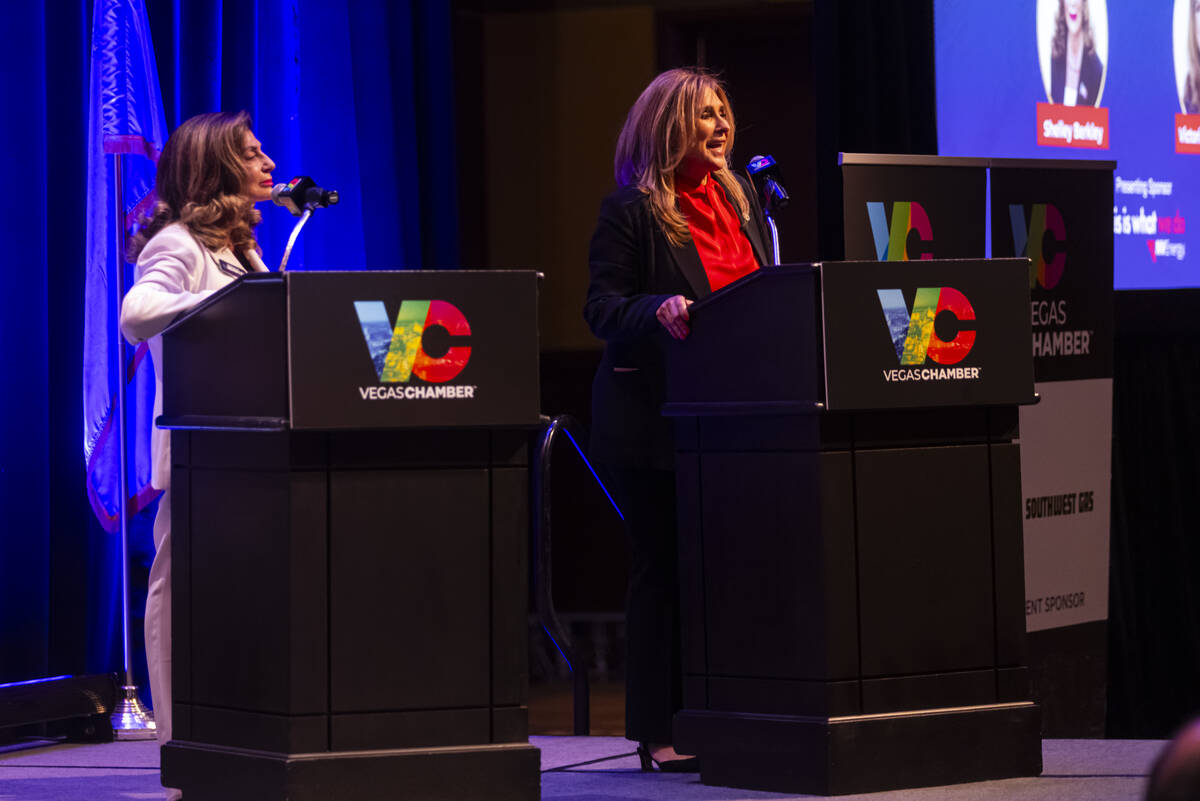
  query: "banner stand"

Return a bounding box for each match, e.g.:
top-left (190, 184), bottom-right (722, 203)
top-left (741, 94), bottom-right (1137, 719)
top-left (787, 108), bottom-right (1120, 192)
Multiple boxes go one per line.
top-left (840, 153), bottom-right (1115, 736)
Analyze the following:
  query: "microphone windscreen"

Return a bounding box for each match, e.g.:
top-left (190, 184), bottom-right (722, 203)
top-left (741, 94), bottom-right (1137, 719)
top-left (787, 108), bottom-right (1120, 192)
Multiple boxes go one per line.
top-left (270, 183), bottom-right (290, 205)
top-left (747, 155), bottom-right (776, 175)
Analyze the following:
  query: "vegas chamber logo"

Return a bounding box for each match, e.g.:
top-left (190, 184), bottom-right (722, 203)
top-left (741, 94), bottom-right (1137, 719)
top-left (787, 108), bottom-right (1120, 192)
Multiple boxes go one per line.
top-left (353, 300), bottom-right (475, 400)
top-left (1008, 202), bottom-right (1092, 358)
top-left (877, 287), bottom-right (979, 383)
top-left (1009, 203), bottom-right (1065, 289)
top-left (867, 201), bottom-right (933, 261)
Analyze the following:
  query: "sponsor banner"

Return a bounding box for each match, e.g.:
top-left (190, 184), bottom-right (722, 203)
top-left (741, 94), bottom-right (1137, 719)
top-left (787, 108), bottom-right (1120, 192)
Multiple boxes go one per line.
top-left (842, 164), bottom-right (986, 261)
top-left (1019, 378), bottom-right (1112, 632)
top-left (287, 270), bottom-right (540, 429)
top-left (1113, 175), bottom-right (1189, 271)
top-left (1035, 103), bottom-right (1110, 150)
top-left (1176, 114), bottom-right (1200, 155)
top-left (991, 166), bottom-right (1114, 382)
top-left (820, 258), bottom-right (1033, 410)
top-left (841, 156), bottom-right (1113, 638)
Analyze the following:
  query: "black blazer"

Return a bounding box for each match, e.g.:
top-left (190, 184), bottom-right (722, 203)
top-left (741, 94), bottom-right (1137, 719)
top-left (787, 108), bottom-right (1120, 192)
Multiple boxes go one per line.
top-left (1050, 46), bottom-right (1104, 107)
top-left (583, 173), bottom-right (771, 469)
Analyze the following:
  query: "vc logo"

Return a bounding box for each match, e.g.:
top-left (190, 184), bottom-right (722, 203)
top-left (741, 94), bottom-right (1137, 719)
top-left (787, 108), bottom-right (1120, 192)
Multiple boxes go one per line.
top-left (867, 201), bottom-right (933, 261)
top-left (1009, 203), bottom-right (1065, 289)
top-left (353, 300), bottom-right (471, 383)
top-left (877, 287), bottom-right (976, 365)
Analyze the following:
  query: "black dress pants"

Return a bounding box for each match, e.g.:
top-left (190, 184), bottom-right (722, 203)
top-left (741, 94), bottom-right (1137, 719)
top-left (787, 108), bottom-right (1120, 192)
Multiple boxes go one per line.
top-left (606, 467), bottom-right (681, 745)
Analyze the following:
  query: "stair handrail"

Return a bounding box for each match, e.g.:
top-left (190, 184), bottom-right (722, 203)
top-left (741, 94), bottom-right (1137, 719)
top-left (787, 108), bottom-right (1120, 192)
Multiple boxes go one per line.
top-left (531, 413), bottom-right (624, 736)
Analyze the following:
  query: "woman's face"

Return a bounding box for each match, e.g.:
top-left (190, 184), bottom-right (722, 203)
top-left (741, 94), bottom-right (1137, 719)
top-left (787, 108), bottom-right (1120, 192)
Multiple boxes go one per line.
top-left (239, 130), bottom-right (276, 203)
top-left (1064, 0), bottom-right (1084, 35)
top-left (677, 86), bottom-right (730, 181)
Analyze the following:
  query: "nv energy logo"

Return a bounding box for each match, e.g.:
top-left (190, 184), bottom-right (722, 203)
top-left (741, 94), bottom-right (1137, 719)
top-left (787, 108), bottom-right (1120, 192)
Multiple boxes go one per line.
top-left (1009, 203), bottom-right (1065, 289)
top-left (877, 287), bottom-right (976, 365)
top-left (867, 201), bottom-right (933, 261)
top-left (354, 300), bottom-right (471, 383)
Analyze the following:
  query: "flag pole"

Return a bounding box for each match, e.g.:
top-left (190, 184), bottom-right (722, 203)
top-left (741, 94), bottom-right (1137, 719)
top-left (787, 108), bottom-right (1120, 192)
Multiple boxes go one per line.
top-left (109, 152), bottom-right (155, 739)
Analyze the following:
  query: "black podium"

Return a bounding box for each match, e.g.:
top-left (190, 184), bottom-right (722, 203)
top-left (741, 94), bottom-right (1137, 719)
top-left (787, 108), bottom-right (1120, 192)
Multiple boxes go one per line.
top-left (665, 260), bottom-right (1041, 795)
top-left (157, 270), bottom-right (541, 801)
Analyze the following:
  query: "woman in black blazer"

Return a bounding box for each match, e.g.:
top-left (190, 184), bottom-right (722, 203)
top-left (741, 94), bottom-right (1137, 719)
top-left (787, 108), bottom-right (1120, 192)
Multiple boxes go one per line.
top-left (583, 68), bottom-right (771, 771)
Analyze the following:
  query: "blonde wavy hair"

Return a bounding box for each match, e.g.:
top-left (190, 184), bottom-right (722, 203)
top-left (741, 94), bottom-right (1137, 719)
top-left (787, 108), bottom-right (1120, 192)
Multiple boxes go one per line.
top-left (614, 68), bottom-right (750, 247)
top-left (129, 110), bottom-right (263, 261)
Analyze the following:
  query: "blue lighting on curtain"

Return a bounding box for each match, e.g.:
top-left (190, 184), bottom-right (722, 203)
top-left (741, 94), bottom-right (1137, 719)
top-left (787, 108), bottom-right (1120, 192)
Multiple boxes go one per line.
top-left (152, 0), bottom-right (459, 272)
top-left (0, 0), bottom-right (53, 686)
top-left (0, 0), bottom-right (460, 691)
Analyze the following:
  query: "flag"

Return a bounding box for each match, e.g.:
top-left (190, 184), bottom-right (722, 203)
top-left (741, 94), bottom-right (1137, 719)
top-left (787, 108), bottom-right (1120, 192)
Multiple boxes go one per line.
top-left (83, 0), bottom-right (168, 532)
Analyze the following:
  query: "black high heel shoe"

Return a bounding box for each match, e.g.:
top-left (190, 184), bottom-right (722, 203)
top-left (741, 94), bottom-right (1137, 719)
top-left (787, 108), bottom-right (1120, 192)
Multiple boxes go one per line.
top-left (637, 743), bottom-right (700, 773)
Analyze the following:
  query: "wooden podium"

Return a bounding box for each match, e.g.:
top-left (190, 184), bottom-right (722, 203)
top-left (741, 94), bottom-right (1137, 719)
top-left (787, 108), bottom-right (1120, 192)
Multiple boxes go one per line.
top-left (157, 270), bottom-right (541, 801)
top-left (665, 261), bottom-right (1042, 795)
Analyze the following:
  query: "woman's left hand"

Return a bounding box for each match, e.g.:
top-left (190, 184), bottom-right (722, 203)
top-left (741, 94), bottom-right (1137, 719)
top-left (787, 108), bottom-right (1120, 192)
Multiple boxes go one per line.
top-left (656, 294), bottom-right (694, 340)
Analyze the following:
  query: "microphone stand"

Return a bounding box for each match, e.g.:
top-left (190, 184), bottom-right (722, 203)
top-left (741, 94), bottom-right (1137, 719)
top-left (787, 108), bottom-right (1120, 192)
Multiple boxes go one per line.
top-left (766, 216), bottom-right (781, 266)
top-left (763, 176), bottom-right (788, 267)
top-left (278, 208), bottom-right (312, 272)
top-left (746, 156), bottom-right (788, 266)
top-left (272, 178), bottom-right (338, 271)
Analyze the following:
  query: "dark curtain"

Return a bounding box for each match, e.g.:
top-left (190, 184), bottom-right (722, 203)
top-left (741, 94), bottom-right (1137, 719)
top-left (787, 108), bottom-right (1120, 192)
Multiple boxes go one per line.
top-left (146, 0), bottom-right (459, 271)
top-left (0, 0), bottom-right (55, 686)
top-left (0, 0), bottom-right (457, 696)
top-left (0, 0), bottom-right (101, 689)
top-left (813, 0), bottom-right (938, 261)
top-left (1107, 292), bottom-right (1200, 737)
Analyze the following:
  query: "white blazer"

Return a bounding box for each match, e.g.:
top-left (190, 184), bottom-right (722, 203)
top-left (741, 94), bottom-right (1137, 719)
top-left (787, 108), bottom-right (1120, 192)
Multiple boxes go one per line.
top-left (119, 222), bottom-right (268, 489)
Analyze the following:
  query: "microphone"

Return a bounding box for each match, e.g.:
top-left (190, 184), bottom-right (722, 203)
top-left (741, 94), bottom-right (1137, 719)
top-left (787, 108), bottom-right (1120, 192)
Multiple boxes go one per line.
top-left (746, 155), bottom-right (789, 215)
top-left (746, 155), bottom-right (787, 266)
top-left (271, 176), bottom-right (340, 217)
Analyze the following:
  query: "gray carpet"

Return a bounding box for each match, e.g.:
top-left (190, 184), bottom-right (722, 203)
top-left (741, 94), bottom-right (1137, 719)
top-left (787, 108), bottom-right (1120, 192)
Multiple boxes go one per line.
top-left (0, 736), bottom-right (1166, 800)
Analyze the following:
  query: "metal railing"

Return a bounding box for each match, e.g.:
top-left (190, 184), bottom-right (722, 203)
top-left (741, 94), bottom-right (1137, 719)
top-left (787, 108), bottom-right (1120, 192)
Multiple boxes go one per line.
top-left (531, 414), bottom-right (624, 736)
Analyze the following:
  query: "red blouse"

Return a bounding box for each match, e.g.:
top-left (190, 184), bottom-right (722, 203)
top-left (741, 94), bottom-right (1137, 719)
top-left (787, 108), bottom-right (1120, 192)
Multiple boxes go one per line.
top-left (676, 173), bottom-right (759, 291)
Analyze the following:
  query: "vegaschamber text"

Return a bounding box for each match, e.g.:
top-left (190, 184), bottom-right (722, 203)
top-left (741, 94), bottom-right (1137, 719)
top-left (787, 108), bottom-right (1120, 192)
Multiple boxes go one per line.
top-left (882, 366), bottom-right (981, 382)
top-left (358, 385), bottom-right (478, 400)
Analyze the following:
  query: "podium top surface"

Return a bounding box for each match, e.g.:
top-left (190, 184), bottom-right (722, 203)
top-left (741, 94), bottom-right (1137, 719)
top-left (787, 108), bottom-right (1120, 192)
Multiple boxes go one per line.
top-left (666, 259), bottom-right (1036, 414)
top-left (839, 152), bottom-right (1116, 171)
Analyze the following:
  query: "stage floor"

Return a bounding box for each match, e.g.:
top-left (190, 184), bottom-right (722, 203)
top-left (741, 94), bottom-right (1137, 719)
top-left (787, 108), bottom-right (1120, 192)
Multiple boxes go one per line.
top-left (0, 735), bottom-right (1164, 800)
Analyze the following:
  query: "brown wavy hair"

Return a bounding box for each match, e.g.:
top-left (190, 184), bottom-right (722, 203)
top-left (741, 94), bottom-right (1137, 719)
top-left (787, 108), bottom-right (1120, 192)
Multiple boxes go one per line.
top-left (128, 111), bottom-right (262, 261)
top-left (1051, 0), bottom-right (1095, 60)
top-left (613, 68), bottom-right (750, 248)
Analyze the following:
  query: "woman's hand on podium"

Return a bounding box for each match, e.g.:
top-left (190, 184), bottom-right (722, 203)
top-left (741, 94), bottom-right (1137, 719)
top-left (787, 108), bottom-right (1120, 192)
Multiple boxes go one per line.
top-left (656, 295), bottom-right (694, 340)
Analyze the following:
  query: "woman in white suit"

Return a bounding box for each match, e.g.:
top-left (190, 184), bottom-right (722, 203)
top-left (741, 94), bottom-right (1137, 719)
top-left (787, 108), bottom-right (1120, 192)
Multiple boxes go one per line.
top-left (120, 109), bottom-right (274, 801)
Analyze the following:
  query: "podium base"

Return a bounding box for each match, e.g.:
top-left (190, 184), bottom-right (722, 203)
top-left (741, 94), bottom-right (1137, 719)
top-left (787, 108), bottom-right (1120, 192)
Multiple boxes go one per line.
top-left (162, 739), bottom-right (541, 801)
top-left (675, 701), bottom-right (1042, 795)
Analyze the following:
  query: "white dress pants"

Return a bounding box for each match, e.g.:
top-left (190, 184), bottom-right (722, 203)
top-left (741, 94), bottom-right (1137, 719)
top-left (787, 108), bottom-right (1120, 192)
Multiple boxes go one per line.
top-left (145, 489), bottom-right (181, 801)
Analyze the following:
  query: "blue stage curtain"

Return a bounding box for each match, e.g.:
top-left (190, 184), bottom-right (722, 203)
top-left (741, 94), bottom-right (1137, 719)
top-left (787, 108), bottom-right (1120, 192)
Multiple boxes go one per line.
top-left (146, 0), bottom-right (459, 272)
top-left (0, 0), bottom-right (458, 693)
top-left (0, 1), bottom-right (53, 686)
top-left (0, 0), bottom-right (107, 686)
